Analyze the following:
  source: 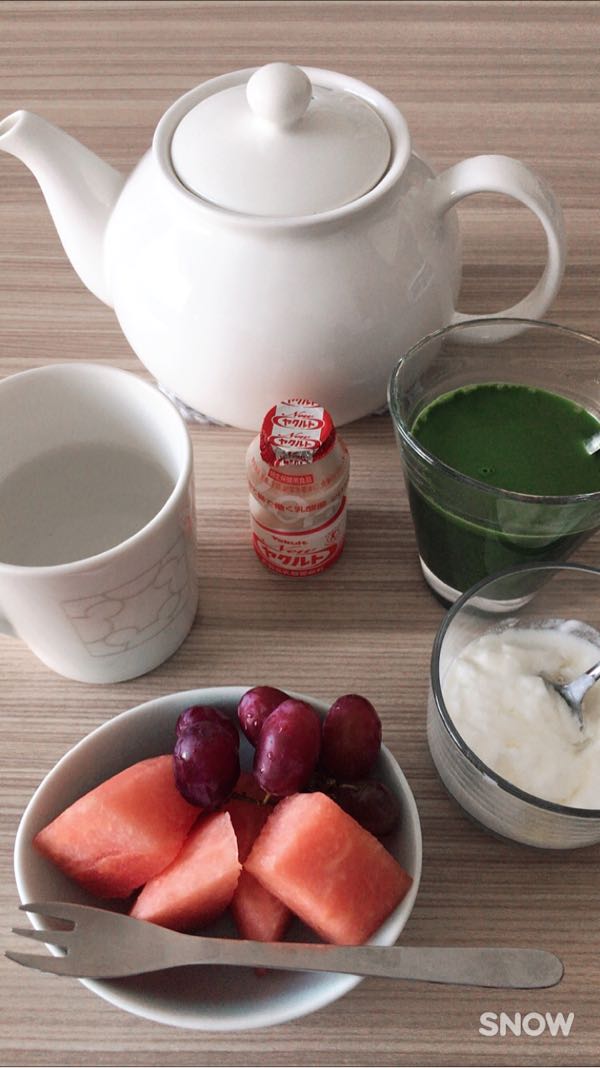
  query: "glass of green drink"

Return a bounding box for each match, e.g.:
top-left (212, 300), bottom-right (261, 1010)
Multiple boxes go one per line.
top-left (388, 318), bottom-right (600, 604)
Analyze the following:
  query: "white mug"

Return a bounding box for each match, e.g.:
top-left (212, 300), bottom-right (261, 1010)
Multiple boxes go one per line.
top-left (0, 363), bottom-right (198, 683)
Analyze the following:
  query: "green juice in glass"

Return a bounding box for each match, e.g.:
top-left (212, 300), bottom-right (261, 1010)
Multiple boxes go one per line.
top-left (409, 382), bottom-right (600, 596)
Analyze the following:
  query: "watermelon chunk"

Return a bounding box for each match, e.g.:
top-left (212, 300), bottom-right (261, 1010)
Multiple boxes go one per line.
top-left (223, 797), bottom-right (291, 942)
top-left (224, 797), bottom-right (271, 861)
top-left (245, 791), bottom-right (412, 945)
top-left (33, 755), bottom-right (199, 899)
top-left (232, 870), bottom-right (291, 943)
top-left (130, 811), bottom-right (241, 932)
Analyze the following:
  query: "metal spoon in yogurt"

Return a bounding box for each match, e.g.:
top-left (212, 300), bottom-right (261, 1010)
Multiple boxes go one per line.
top-left (544, 659), bottom-right (600, 731)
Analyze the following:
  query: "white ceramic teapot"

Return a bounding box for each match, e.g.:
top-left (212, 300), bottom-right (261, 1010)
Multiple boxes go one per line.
top-left (0, 63), bottom-right (565, 430)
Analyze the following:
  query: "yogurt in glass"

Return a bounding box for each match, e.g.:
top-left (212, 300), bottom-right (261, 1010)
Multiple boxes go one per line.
top-left (443, 623), bottom-right (600, 808)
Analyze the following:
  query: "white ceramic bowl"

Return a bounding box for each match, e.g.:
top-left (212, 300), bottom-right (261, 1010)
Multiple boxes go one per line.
top-left (14, 686), bottom-right (422, 1031)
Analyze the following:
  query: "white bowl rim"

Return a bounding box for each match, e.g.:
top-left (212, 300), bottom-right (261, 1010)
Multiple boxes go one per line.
top-left (14, 685), bottom-right (423, 1031)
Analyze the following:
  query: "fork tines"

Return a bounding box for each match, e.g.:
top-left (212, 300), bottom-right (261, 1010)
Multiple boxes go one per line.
top-left (6, 902), bottom-right (76, 975)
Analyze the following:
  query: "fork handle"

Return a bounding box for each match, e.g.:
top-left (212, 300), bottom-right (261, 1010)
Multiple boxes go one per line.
top-left (172, 937), bottom-right (563, 989)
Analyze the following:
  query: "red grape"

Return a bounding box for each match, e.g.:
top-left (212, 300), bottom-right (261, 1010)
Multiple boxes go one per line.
top-left (253, 699), bottom-right (321, 796)
top-left (320, 694), bottom-right (382, 780)
top-left (329, 780), bottom-right (401, 837)
top-left (176, 704), bottom-right (239, 747)
top-left (237, 686), bottom-right (288, 746)
top-left (173, 723), bottom-right (240, 809)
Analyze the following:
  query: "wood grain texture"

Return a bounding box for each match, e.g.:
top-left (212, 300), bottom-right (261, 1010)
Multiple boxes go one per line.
top-left (1, 2), bottom-right (599, 1065)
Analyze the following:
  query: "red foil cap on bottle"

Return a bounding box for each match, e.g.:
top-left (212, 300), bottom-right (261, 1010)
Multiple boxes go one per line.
top-left (259, 399), bottom-right (336, 467)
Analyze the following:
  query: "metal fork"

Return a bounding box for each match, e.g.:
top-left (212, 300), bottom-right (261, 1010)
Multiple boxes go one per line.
top-left (6, 902), bottom-right (563, 988)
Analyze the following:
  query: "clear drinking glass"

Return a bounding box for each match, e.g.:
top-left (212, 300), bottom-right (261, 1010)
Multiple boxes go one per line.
top-left (388, 318), bottom-right (600, 604)
top-left (428, 562), bottom-right (600, 848)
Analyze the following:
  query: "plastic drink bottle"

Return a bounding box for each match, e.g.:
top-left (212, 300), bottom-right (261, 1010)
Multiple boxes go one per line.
top-left (246, 399), bottom-right (350, 577)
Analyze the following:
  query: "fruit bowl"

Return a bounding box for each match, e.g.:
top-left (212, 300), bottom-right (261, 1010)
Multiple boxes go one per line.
top-left (13, 686), bottom-right (422, 1031)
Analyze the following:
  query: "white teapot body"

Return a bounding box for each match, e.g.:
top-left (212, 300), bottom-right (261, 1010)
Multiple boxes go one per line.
top-left (106, 143), bottom-right (460, 429)
top-left (0, 66), bottom-right (565, 430)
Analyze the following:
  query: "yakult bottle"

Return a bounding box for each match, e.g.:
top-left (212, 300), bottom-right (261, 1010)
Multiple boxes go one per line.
top-left (247, 400), bottom-right (350, 577)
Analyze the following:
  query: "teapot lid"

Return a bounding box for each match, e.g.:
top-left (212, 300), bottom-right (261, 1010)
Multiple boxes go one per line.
top-left (170, 63), bottom-right (391, 217)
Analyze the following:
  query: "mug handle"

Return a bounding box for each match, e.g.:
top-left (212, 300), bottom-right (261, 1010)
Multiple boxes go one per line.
top-left (430, 154), bottom-right (566, 341)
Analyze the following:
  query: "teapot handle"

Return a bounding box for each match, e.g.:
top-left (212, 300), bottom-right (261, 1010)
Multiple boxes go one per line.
top-left (431, 154), bottom-right (566, 341)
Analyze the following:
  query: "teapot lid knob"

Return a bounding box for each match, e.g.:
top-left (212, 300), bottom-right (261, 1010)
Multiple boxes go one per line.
top-left (246, 63), bottom-right (311, 128)
top-left (169, 63), bottom-right (396, 216)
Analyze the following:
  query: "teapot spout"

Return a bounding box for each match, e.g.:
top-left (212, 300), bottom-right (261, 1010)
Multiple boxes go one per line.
top-left (0, 111), bottom-right (125, 306)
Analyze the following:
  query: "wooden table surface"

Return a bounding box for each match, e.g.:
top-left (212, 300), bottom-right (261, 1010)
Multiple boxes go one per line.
top-left (1, 2), bottom-right (599, 1065)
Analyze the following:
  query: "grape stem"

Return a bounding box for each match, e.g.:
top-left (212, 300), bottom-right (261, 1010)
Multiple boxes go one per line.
top-left (229, 790), bottom-right (276, 807)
